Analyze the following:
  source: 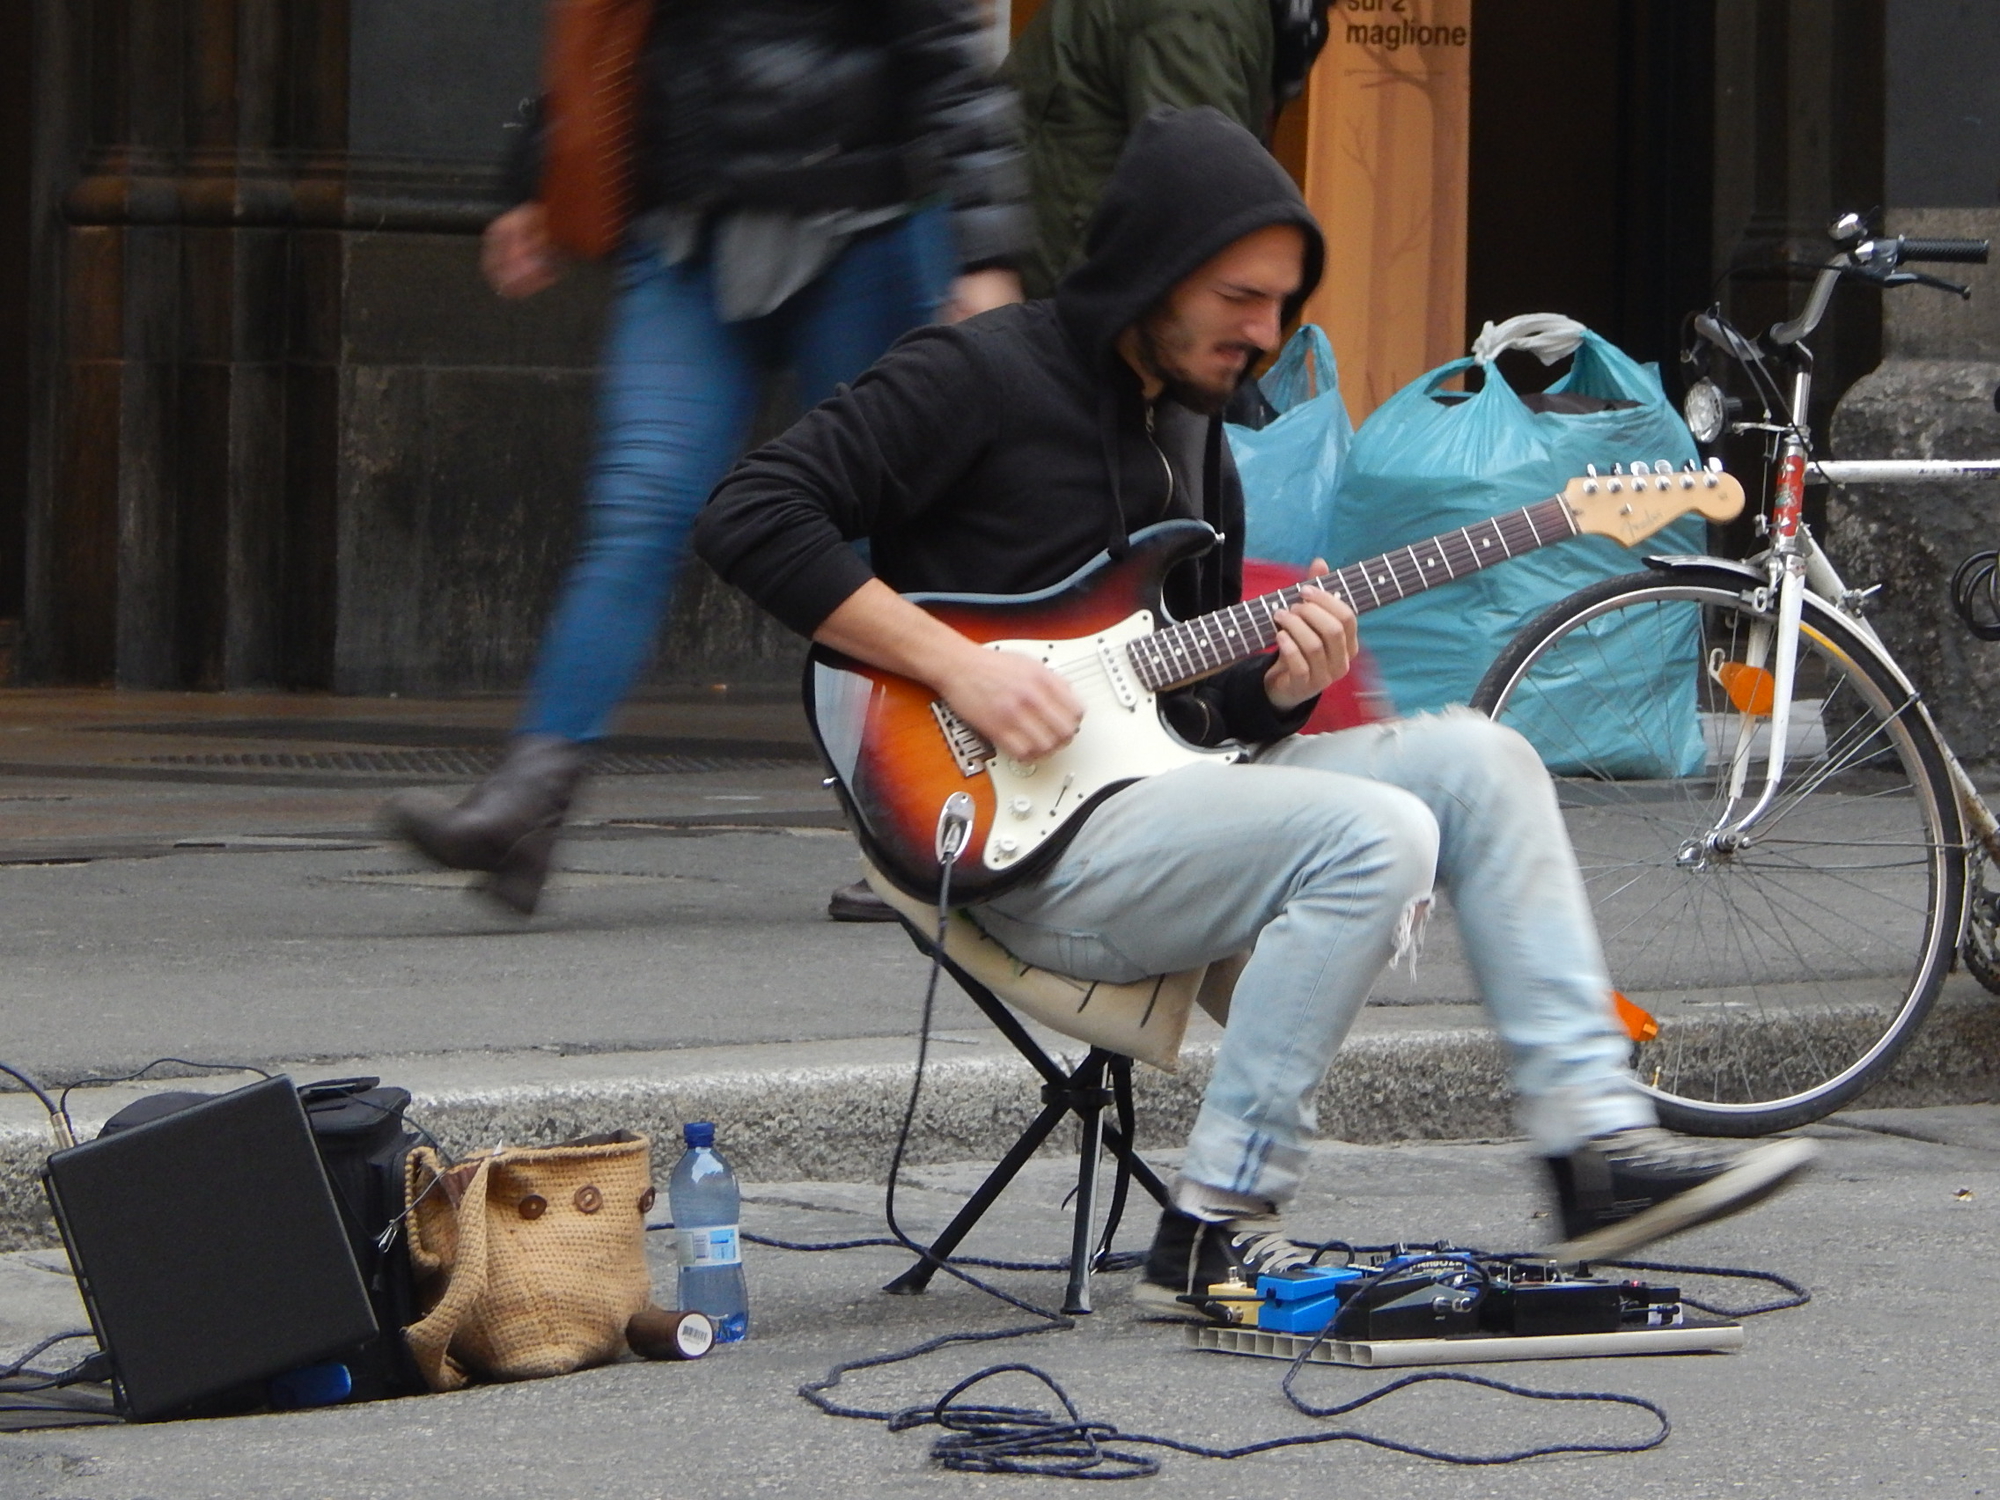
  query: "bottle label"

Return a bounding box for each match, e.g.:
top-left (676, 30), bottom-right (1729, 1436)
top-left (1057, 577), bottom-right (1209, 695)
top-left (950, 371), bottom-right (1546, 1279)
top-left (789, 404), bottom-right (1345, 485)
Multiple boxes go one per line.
top-left (675, 1225), bottom-right (741, 1268)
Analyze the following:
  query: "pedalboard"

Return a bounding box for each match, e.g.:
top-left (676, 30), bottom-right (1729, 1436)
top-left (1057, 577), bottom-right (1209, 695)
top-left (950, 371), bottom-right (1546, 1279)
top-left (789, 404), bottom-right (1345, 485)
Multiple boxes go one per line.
top-left (1186, 1318), bottom-right (1744, 1367)
top-left (1182, 1248), bottom-right (1741, 1367)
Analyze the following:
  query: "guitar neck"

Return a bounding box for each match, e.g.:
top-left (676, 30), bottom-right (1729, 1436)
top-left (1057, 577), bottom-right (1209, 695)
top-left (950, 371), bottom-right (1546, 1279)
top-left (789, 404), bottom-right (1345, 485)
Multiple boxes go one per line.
top-left (1127, 496), bottom-right (1579, 693)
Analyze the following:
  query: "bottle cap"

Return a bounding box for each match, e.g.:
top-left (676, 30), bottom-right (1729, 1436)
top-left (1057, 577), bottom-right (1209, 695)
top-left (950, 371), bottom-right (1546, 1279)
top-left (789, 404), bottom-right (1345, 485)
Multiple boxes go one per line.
top-left (683, 1121), bottom-right (715, 1148)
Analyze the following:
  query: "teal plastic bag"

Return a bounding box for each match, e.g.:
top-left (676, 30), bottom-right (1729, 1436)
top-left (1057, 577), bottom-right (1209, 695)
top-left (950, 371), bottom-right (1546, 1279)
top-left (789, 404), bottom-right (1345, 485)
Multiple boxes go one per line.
top-left (1228, 325), bottom-right (1352, 568)
top-left (1332, 329), bottom-right (1705, 776)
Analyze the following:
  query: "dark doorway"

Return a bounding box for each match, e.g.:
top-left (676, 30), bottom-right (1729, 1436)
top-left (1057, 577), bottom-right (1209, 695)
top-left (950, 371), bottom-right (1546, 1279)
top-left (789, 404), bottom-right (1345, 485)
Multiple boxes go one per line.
top-left (1466, 0), bottom-right (1717, 392)
top-left (0, 0), bottom-right (29, 674)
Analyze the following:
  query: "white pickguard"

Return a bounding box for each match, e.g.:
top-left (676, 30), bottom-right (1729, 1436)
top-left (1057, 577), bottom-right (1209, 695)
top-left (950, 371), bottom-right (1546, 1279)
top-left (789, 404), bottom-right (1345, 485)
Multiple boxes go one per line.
top-left (977, 610), bottom-right (1241, 872)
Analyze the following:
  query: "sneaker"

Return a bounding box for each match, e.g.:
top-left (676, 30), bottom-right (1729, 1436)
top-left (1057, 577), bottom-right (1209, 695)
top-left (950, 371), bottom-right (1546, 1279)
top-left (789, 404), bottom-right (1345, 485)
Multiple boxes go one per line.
top-left (1133, 1208), bottom-right (1316, 1318)
top-left (1545, 1127), bottom-right (1817, 1262)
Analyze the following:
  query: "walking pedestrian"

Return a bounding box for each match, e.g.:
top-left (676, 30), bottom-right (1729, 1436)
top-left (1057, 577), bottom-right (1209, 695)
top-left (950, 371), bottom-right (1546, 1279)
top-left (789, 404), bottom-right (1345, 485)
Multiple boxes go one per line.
top-left (388, 1), bottom-right (1030, 915)
top-left (1007, 0), bottom-right (1330, 297)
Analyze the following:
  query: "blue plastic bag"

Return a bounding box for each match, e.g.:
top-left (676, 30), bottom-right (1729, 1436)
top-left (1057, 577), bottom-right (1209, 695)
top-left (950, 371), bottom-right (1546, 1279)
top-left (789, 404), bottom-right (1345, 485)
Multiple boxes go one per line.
top-left (1228, 325), bottom-right (1352, 568)
top-left (1331, 330), bottom-right (1705, 776)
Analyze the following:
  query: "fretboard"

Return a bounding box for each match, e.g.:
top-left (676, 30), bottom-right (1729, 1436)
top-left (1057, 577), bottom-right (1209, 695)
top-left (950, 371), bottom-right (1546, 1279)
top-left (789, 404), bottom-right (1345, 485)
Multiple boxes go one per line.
top-left (1127, 496), bottom-right (1578, 693)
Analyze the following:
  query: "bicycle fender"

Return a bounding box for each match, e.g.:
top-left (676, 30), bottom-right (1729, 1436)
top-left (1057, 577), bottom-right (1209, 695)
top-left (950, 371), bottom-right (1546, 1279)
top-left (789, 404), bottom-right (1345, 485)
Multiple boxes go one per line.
top-left (1641, 554), bottom-right (1763, 584)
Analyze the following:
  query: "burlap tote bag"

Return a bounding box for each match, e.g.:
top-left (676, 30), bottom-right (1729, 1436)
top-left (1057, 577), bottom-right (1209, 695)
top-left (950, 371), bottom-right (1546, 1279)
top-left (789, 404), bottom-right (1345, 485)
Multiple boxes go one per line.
top-left (403, 1131), bottom-right (658, 1390)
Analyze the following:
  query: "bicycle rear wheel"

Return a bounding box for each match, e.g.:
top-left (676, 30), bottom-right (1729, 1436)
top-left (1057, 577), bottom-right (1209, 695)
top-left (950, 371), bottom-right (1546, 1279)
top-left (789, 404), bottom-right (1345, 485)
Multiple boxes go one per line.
top-left (1471, 565), bottom-right (1964, 1135)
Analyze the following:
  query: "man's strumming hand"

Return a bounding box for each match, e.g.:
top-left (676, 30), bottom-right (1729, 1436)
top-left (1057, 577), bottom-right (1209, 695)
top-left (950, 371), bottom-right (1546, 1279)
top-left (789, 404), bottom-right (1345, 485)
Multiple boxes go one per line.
top-left (812, 579), bottom-right (1085, 762)
top-left (1264, 561), bottom-right (1357, 712)
top-left (937, 645), bottom-right (1085, 762)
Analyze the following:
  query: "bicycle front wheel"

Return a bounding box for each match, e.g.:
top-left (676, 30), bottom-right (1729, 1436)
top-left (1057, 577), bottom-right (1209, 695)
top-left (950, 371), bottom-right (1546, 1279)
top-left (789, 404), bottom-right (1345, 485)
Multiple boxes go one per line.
top-left (1471, 566), bottom-right (1964, 1135)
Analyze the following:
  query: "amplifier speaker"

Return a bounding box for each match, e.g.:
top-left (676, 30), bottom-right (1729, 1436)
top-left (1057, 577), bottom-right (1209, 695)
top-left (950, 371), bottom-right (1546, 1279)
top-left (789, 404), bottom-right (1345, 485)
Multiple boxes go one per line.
top-left (42, 1076), bottom-right (380, 1421)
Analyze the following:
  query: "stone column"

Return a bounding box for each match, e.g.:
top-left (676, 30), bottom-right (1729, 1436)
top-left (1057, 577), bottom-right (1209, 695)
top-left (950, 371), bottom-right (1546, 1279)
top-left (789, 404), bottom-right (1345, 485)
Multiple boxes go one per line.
top-left (1826, 2), bottom-right (2000, 761)
top-left (1827, 217), bottom-right (2000, 760)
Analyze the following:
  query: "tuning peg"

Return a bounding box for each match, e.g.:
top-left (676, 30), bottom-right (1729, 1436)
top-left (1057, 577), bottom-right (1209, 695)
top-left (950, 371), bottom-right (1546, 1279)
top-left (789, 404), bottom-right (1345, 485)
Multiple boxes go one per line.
top-left (1611, 463), bottom-right (1624, 475)
top-left (1586, 463), bottom-right (1599, 477)
top-left (1683, 459), bottom-right (1699, 471)
top-left (1703, 456), bottom-right (1722, 487)
top-left (1654, 460), bottom-right (1672, 475)
top-left (1705, 456), bottom-right (1724, 471)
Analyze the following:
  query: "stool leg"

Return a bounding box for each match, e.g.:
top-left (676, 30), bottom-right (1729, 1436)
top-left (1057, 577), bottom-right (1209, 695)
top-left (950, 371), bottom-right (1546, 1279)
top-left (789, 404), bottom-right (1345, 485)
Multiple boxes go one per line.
top-left (1104, 1057), bottom-right (1174, 1211)
top-left (883, 1095), bottom-right (1070, 1295)
top-left (1062, 1055), bottom-right (1108, 1315)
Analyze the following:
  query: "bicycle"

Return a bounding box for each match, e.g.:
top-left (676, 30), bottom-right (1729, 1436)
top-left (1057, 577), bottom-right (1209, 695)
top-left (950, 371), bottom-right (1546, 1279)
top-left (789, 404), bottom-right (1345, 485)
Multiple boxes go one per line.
top-left (1468, 213), bottom-right (1998, 1136)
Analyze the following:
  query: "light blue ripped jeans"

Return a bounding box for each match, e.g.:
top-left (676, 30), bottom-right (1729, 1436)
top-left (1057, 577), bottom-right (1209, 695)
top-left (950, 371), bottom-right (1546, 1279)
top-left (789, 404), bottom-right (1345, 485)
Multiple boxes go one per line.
top-left (970, 709), bottom-right (1654, 1208)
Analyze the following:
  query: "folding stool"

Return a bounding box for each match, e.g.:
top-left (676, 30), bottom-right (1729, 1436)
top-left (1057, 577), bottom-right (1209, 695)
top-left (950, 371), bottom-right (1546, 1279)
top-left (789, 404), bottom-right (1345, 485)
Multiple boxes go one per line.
top-left (860, 861), bottom-right (1239, 1314)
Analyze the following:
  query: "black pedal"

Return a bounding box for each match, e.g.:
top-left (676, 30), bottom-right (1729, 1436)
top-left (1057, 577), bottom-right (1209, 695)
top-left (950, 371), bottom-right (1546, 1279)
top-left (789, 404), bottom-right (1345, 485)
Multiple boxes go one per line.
top-left (1481, 1280), bottom-right (1624, 1337)
top-left (1331, 1253), bottom-right (1486, 1342)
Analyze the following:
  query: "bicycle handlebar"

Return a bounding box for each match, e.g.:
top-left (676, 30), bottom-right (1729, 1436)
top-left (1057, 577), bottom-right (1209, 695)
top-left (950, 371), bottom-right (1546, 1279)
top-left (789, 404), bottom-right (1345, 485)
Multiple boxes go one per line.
top-left (1769, 234), bottom-right (1987, 345)
top-left (1897, 237), bottom-right (1990, 266)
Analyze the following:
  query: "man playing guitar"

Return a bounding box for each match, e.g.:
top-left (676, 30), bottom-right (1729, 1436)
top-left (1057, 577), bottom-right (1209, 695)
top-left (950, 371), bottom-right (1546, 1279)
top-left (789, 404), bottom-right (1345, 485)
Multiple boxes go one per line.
top-left (694, 107), bottom-right (1812, 1309)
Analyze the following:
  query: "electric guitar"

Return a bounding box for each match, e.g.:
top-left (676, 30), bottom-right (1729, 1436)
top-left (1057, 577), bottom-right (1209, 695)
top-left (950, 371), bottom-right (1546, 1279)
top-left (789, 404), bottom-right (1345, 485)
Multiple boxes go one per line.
top-left (808, 462), bottom-right (1744, 900)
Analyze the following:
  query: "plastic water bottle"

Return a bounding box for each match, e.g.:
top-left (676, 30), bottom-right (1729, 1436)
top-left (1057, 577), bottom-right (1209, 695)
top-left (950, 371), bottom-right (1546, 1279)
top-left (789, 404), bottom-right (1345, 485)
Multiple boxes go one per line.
top-left (668, 1121), bottom-right (748, 1343)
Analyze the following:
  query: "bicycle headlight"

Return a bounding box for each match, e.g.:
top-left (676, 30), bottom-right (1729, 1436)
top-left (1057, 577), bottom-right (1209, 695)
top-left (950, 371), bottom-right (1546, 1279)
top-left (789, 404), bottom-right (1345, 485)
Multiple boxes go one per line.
top-left (1683, 377), bottom-right (1731, 444)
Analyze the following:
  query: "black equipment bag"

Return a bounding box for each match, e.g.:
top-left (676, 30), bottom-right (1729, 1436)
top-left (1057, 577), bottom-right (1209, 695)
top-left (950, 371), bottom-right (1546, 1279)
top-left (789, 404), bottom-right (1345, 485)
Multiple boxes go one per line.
top-left (99, 1075), bottom-right (425, 1401)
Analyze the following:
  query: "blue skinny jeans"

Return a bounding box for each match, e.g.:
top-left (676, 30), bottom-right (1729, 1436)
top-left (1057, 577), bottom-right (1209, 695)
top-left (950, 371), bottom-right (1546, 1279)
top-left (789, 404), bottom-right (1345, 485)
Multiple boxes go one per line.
top-left (521, 213), bottom-right (954, 741)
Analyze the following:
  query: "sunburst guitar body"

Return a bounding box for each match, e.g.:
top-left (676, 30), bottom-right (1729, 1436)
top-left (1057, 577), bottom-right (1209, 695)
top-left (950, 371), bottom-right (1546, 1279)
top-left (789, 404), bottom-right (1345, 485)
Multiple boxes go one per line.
top-left (806, 462), bottom-right (1743, 901)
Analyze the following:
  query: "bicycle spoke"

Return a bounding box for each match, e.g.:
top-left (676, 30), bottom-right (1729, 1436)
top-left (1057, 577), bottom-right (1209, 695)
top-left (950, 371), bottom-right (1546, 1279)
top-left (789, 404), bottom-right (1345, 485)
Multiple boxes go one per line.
top-left (1484, 577), bottom-right (1960, 1127)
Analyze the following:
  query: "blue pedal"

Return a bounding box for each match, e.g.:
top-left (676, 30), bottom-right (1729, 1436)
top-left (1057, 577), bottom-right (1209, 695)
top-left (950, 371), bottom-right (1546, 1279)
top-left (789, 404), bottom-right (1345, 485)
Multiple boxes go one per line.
top-left (1259, 1264), bottom-right (1365, 1302)
top-left (1257, 1264), bottom-right (1365, 1333)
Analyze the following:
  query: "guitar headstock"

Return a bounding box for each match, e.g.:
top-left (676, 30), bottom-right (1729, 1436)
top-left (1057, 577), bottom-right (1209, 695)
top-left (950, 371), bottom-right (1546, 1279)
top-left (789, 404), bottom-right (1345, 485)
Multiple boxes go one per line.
top-left (1562, 460), bottom-right (1745, 546)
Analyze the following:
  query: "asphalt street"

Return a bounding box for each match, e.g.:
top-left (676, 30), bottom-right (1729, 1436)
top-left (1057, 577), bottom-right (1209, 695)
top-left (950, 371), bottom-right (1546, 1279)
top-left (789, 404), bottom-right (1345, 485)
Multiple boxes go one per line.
top-left (1, 1109), bottom-right (1994, 1499)
top-left (0, 690), bottom-right (1996, 1497)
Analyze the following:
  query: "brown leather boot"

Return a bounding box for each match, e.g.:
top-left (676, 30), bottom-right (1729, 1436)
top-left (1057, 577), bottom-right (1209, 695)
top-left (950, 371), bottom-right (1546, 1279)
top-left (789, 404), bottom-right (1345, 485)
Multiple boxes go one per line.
top-left (383, 735), bottom-right (587, 916)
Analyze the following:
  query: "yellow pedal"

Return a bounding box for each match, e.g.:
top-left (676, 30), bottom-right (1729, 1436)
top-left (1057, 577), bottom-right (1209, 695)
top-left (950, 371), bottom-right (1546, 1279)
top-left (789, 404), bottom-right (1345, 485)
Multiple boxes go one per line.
top-left (1204, 1275), bottom-right (1262, 1328)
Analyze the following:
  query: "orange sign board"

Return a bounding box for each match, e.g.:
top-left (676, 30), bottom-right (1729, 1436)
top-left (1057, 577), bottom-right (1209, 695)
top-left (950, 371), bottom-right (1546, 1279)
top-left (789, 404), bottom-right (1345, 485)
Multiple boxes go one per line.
top-left (1299, 1), bottom-right (1473, 421)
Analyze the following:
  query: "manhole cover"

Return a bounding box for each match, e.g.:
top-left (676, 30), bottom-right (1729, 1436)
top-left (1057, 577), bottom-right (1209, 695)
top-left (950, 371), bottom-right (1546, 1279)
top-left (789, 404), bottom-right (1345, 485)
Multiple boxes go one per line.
top-left (133, 750), bottom-right (811, 776)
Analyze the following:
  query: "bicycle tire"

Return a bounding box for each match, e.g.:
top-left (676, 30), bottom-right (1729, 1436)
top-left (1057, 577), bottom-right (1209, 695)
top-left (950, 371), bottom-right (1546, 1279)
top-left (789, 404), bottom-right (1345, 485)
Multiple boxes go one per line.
top-left (1471, 565), bottom-right (1965, 1136)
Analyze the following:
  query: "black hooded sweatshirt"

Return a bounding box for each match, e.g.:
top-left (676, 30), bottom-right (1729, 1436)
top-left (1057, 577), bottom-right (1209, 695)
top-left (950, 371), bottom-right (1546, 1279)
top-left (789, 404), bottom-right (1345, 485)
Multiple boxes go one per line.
top-left (692, 106), bottom-right (1328, 745)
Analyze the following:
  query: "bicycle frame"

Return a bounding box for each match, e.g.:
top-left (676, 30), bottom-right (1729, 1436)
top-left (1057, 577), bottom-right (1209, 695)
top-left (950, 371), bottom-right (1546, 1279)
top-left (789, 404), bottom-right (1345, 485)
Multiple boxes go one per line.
top-left (1696, 302), bottom-right (2000, 865)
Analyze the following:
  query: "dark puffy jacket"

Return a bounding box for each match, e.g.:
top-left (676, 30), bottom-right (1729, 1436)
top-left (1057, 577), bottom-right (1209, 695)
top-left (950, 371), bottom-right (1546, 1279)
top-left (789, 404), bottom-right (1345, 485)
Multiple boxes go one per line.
top-left (508, 0), bottom-right (1024, 268)
top-left (511, 0), bottom-right (1028, 270)
top-left (1005, 0), bottom-right (1275, 297)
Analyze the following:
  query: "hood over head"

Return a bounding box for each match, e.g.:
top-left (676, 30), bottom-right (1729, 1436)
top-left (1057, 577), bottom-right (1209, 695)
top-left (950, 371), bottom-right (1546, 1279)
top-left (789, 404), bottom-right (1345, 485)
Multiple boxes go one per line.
top-left (1055, 106), bottom-right (1325, 366)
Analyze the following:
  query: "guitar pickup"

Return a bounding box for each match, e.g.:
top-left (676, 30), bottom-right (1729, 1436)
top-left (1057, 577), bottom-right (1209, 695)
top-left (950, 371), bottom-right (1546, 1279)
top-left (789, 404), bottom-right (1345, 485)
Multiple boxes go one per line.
top-left (931, 700), bottom-right (994, 778)
top-left (1097, 639), bottom-right (1140, 709)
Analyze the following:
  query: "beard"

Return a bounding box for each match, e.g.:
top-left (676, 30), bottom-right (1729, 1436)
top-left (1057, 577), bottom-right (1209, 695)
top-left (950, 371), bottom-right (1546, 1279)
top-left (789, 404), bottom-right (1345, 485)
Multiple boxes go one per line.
top-left (1130, 308), bottom-right (1265, 415)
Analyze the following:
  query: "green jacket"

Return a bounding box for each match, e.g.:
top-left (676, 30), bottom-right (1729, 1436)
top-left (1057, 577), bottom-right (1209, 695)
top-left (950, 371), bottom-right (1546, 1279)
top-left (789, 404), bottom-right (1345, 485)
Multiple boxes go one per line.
top-left (1005, 0), bottom-right (1275, 298)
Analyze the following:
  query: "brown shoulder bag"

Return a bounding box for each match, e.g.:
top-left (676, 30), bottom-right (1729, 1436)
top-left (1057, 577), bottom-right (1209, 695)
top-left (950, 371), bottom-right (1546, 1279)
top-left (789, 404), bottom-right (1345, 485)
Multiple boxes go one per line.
top-left (539, 0), bottom-right (652, 260)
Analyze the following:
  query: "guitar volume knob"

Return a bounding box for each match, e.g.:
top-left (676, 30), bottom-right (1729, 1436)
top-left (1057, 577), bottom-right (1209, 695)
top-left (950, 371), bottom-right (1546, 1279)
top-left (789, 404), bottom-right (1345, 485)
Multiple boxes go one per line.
top-left (996, 837), bottom-right (1020, 857)
top-left (1009, 796), bottom-right (1034, 818)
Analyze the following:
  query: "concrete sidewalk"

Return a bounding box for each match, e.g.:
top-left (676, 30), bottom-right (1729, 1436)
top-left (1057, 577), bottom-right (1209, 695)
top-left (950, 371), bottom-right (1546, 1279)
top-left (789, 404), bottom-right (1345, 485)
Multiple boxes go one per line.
top-left (0, 1110), bottom-right (1995, 1498)
top-left (1, 687), bottom-right (1998, 1252)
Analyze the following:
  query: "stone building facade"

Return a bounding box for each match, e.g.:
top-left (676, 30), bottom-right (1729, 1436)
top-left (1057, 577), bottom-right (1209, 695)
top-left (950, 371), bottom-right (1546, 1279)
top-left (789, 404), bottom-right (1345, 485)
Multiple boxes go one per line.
top-left (2, 1), bottom-right (1994, 712)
